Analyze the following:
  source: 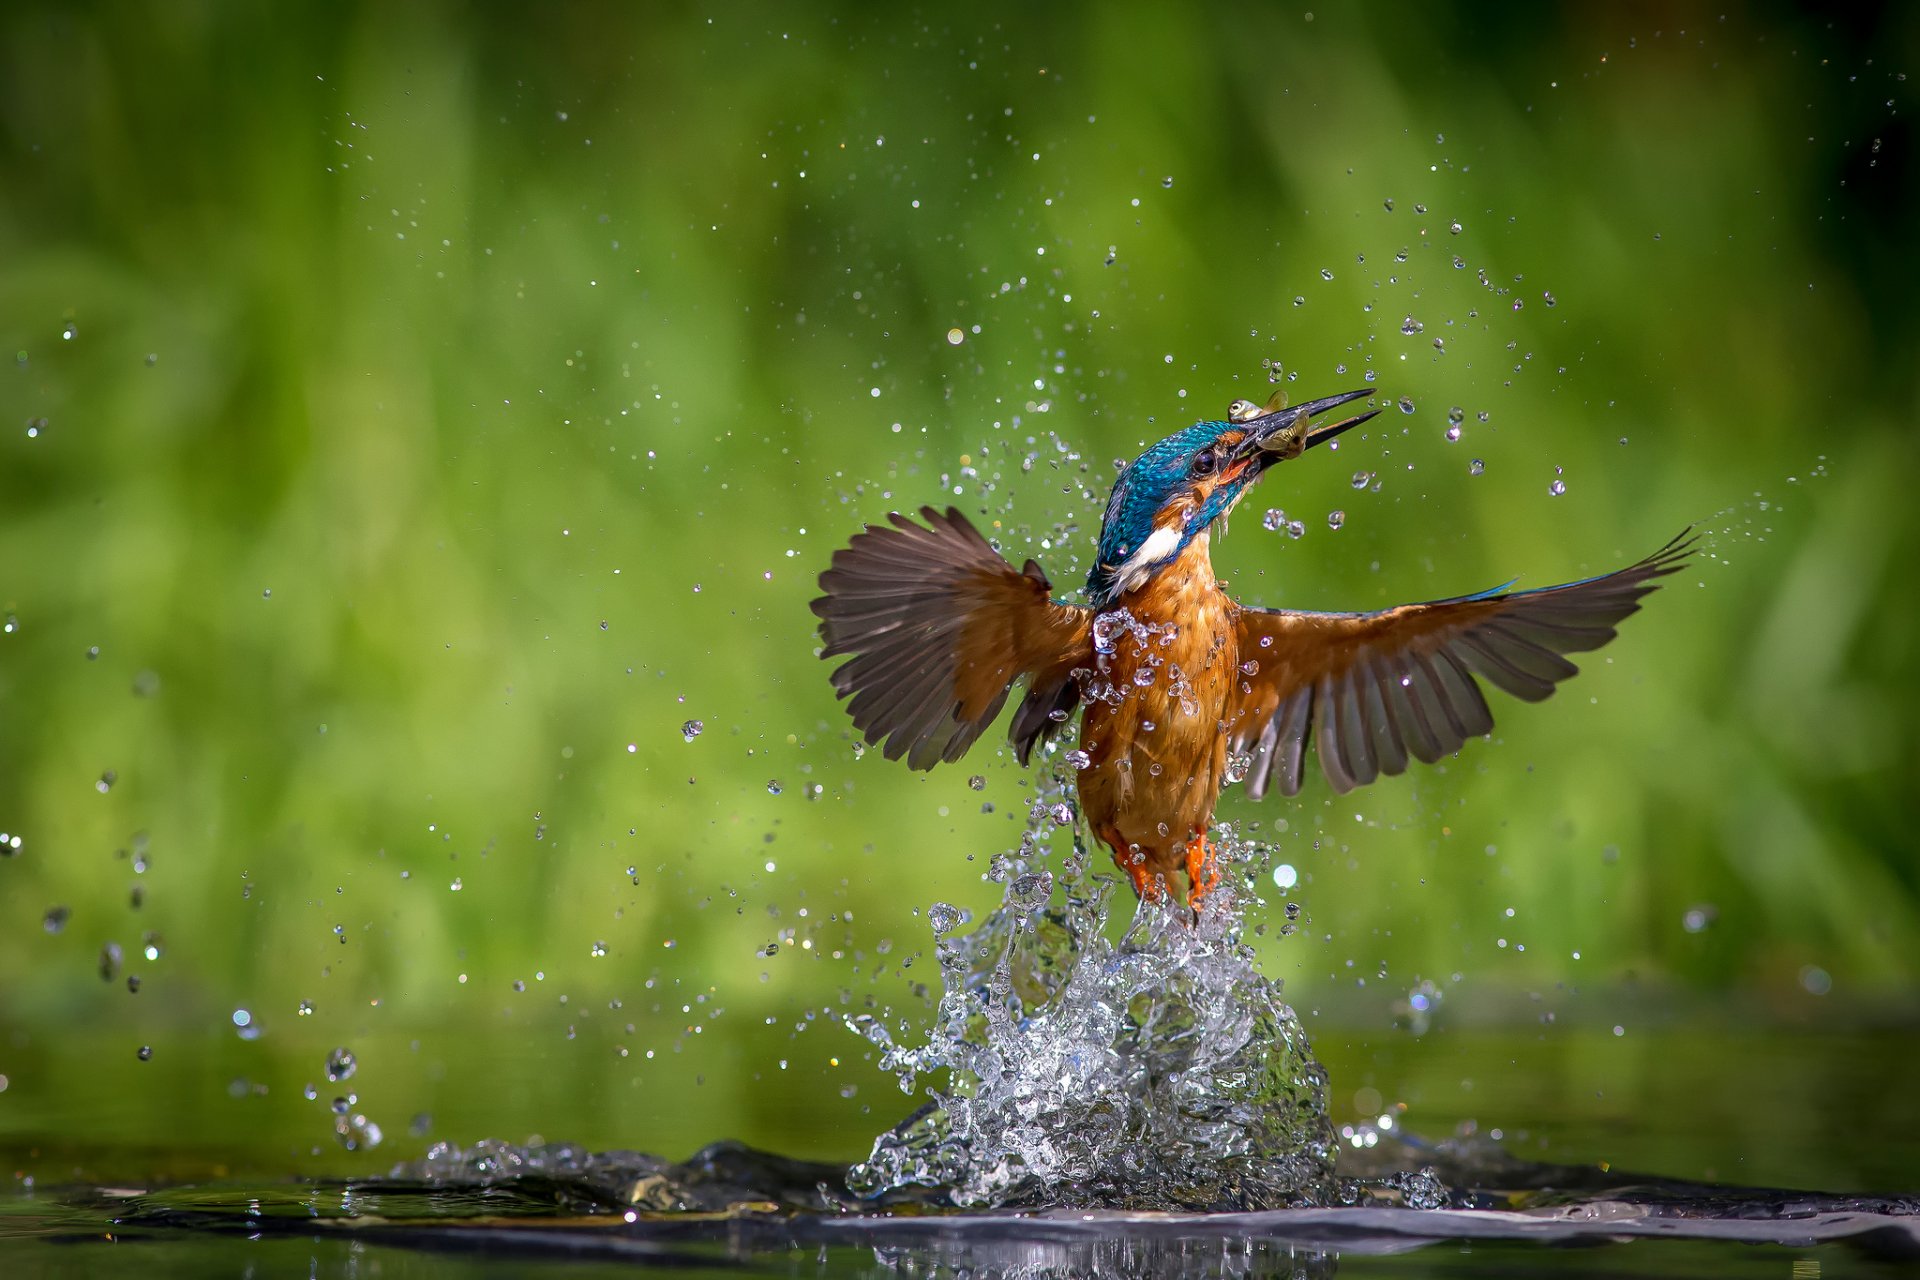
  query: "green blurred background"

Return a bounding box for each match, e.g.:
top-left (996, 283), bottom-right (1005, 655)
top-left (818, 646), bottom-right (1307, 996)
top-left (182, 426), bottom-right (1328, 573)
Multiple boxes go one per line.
top-left (1, 2), bottom-right (1916, 1194)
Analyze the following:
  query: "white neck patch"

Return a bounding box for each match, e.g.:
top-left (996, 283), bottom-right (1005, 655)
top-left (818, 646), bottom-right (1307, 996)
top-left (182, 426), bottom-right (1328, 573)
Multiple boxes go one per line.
top-left (1110, 524), bottom-right (1185, 596)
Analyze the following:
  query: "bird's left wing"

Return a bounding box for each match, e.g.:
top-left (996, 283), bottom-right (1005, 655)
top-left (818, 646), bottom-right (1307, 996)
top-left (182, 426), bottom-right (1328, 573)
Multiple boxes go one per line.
top-left (1227, 531), bottom-right (1694, 798)
top-left (812, 506), bottom-right (1092, 770)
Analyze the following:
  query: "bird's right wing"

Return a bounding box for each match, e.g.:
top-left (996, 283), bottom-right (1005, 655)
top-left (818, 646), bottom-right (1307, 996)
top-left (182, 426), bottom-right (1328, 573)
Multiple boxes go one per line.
top-left (812, 506), bottom-right (1092, 770)
top-left (1227, 531), bottom-right (1694, 797)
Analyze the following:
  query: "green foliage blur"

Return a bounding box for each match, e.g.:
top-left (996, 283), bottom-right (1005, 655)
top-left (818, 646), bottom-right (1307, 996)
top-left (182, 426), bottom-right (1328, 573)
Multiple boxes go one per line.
top-left (1, 3), bottom-right (1915, 1182)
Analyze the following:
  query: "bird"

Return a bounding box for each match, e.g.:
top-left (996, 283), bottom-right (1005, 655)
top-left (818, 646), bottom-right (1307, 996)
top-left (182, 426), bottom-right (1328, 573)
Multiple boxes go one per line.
top-left (811, 386), bottom-right (1692, 907)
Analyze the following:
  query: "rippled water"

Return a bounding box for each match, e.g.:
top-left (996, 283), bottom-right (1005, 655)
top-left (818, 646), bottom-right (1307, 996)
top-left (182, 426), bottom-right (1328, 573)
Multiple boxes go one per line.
top-left (5, 789), bottom-right (1916, 1276)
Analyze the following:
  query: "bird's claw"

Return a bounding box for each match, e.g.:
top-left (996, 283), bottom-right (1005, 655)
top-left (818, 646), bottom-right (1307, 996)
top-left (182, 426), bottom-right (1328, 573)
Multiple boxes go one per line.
top-left (1184, 833), bottom-right (1222, 910)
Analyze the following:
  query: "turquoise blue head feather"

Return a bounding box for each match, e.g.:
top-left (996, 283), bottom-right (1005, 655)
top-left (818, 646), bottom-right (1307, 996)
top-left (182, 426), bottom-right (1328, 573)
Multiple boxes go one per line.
top-left (1087, 388), bottom-right (1379, 608)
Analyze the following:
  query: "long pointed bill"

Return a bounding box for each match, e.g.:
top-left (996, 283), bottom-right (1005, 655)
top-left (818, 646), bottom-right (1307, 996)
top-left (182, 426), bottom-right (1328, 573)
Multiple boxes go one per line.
top-left (1236, 388), bottom-right (1381, 464)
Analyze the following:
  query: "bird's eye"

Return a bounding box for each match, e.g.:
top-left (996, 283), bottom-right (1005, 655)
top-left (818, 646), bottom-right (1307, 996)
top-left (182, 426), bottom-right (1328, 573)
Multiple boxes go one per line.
top-left (1191, 448), bottom-right (1218, 478)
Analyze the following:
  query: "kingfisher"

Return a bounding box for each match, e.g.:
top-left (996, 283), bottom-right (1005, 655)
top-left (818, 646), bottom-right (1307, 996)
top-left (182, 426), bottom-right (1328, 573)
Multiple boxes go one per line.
top-left (812, 387), bottom-right (1691, 907)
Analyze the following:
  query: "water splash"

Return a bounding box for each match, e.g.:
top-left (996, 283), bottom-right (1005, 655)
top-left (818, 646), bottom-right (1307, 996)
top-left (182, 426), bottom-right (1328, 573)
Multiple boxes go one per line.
top-left (844, 785), bottom-right (1336, 1211)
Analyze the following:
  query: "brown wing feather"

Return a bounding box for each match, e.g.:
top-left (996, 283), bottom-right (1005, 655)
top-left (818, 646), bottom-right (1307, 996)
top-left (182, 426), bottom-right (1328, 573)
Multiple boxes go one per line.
top-left (812, 506), bottom-right (1091, 770)
top-left (1228, 530), bottom-right (1694, 797)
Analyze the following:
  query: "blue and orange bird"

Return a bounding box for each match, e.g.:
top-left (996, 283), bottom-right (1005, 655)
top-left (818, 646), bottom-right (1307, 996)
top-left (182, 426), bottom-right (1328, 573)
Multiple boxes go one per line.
top-left (812, 387), bottom-right (1692, 906)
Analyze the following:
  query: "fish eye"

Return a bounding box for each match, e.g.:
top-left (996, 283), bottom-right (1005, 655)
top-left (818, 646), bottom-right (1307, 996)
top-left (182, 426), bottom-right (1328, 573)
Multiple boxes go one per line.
top-left (1191, 447), bottom-right (1218, 478)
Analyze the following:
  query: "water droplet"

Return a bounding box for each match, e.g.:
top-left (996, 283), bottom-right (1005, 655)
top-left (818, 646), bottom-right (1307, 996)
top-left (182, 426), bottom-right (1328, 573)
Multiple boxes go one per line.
top-left (1542, 292), bottom-right (1556, 307)
top-left (1448, 406), bottom-right (1465, 424)
top-left (1548, 479), bottom-right (1567, 497)
top-left (1351, 471), bottom-right (1376, 489)
top-left (946, 327), bottom-right (964, 345)
top-left (137, 1045), bottom-right (152, 1061)
top-left (680, 720), bottom-right (703, 742)
top-left (1063, 749), bottom-right (1091, 770)
top-left (1292, 295), bottom-right (1305, 307)
top-left (24, 418), bottom-right (46, 439)
top-left (1161, 175), bottom-right (1174, 188)
top-left (298, 1000), bottom-right (315, 1016)
top-left (1319, 268), bottom-right (1334, 281)
top-left (1326, 510), bottom-right (1345, 530)
top-left (325, 1047), bottom-right (357, 1082)
top-left (1469, 459), bottom-right (1485, 477)
top-left (1048, 802), bottom-right (1074, 827)
top-left (1682, 905), bottom-right (1716, 933)
top-left (927, 902), bottom-right (962, 935)
top-left (1382, 197), bottom-right (1394, 211)
top-left (95, 770), bottom-right (117, 794)
top-left (1261, 508), bottom-right (1287, 532)
top-left (968, 775), bottom-right (987, 791)
top-left (1444, 426), bottom-right (1461, 443)
top-left (1399, 315), bottom-right (1424, 336)
top-left (1413, 203), bottom-right (1428, 214)
top-left (591, 940), bottom-right (609, 957)
top-left (1397, 397), bottom-right (1415, 415)
top-left (766, 779), bottom-right (782, 795)
top-left (43, 906), bottom-right (68, 934)
top-left (1449, 220), bottom-right (1463, 235)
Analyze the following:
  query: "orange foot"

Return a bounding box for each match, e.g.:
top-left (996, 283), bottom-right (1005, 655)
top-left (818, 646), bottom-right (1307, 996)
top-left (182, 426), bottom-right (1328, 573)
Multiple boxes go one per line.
top-left (1183, 833), bottom-right (1222, 909)
top-left (1101, 825), bottom-right (1167, 902)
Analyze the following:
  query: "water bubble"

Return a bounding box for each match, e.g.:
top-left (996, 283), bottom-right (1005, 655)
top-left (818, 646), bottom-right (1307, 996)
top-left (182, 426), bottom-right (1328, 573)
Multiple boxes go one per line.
top-left (1799, 965), bottom-right (1832, 996)
top-left (946, 327), bottom-right (964, 345)
top-left (1469, 458), bottom-right (1485, 476)
top-left (680, 720), bottom-right (703, 742)
top-left (1326, 510), bottom-right (1345, 530)
top-left (325, 1047), bottom-right (357, 1082)
top-left (43, 906), bottom-right (69, 934)
top-left (1682, 905), bottom-right (1717, 933)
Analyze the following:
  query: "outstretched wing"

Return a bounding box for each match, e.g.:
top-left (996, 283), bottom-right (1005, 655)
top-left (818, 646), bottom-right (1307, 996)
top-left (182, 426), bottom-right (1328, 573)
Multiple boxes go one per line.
top-left (1228, 531), bottom-right (1695, 798)
top-left (812, 506), bottom-right (1092, 770)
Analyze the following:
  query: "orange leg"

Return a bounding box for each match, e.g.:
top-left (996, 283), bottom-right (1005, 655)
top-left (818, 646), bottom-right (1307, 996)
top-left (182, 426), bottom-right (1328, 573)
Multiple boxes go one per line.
top-left (1099, 824), bottom-right (1166, 902)
top-left (1183, 832), bottom-right (1222, 908)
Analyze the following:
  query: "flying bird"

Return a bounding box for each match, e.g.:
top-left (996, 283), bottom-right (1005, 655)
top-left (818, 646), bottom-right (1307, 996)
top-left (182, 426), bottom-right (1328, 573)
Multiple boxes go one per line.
top-left (812, 388), bottom-right (1691, 906)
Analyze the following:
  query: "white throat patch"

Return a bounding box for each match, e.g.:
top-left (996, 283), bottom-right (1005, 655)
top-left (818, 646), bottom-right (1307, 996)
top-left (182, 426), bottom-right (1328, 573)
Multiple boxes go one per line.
top-left (1110, 525), bottom-right (1184, 596)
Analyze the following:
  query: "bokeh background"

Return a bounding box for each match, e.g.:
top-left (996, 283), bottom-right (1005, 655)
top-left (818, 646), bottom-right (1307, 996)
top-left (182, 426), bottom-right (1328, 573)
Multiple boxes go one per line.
top-left (2, 2), bottom-right (1915, 1194)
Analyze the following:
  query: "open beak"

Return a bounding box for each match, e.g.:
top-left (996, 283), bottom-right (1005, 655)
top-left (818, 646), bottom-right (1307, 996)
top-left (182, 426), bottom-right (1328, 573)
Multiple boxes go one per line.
top-left (1233, 388), bottom-right (1381, 467)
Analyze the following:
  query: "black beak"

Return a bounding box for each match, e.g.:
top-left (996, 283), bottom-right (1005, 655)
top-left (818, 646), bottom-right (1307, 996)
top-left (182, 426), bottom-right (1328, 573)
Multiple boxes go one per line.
top-left (1234, 388), bottom-right (1381, 465)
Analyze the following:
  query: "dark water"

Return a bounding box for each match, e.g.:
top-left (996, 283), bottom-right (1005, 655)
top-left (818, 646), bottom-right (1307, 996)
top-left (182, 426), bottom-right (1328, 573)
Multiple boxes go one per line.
top-left (3, 1136), bottom-right (1916, 1279)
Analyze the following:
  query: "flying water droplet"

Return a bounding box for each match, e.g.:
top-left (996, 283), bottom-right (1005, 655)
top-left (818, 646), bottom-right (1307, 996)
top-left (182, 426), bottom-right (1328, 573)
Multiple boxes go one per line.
top-left (1327, 510), bottom-right (1345, 530)
top-left (1548, 479), bottom-right (1567, 497)
top-left (1351, 471), bottom-right (1376, 489)
top-left (325, 1047), bottom-right (357, 1082)
top-left (1469, 459), bottom-right (1486, 477)
top-left (680, 720), bottom-right (703, 742)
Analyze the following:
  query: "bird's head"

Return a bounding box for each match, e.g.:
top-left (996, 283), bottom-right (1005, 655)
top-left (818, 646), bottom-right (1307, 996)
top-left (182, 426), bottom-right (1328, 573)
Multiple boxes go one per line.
top-left (1087, 387), bottom-right (1379, 606)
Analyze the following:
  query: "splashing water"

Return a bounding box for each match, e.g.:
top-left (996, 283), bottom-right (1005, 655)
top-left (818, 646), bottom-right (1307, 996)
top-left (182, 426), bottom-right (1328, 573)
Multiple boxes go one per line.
top-left (844, 783), bottom-right (1337, 1211)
